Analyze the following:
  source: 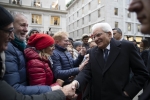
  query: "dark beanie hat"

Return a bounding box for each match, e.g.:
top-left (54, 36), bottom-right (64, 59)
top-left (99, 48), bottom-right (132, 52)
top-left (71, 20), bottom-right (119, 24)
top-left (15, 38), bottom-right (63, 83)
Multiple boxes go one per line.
top-left (73, 41), bottom-right (82, 49)
top-left (0, 6), bottom-right (14, 29)
top-left (28, 28), bottom-right (39, 36)
top-left (28, 33), bottom-right (55, 50)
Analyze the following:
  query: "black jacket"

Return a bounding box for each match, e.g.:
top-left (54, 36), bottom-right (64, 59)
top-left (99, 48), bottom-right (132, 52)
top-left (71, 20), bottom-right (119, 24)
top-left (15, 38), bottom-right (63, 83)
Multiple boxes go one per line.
top-left (75, 38), bottom-right (149, 100)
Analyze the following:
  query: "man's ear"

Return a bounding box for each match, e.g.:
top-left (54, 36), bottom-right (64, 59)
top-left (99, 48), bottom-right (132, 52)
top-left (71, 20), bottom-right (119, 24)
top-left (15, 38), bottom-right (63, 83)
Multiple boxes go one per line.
top-left (107, 32), bottom-right (112, 38)
top-left (55, 40), bottom-right (59, 44)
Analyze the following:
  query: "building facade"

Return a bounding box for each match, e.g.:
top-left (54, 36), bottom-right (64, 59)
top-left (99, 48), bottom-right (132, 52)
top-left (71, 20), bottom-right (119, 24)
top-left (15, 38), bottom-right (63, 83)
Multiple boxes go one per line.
top-left (66, 0), bottom-right (150, 42)
top-left (0, 0), bottom-right (67, 34)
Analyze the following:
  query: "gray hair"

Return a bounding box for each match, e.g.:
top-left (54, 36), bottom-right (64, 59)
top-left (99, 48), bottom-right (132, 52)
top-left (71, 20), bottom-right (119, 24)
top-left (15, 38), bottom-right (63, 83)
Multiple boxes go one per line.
top-left (10, 11), bottom-right (27, 20)
top-left (92, 23), bottom-right (113, 37)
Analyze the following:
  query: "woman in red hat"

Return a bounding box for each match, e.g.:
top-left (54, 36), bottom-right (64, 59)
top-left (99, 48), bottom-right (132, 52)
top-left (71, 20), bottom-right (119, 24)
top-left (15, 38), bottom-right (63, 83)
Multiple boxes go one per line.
top-left (24, 34), bottom-right (64, 87)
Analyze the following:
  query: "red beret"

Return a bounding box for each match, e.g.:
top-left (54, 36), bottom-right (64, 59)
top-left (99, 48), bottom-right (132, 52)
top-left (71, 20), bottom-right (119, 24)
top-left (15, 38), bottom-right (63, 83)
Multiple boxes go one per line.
top-left (28, 34), bottom-right (54, 50)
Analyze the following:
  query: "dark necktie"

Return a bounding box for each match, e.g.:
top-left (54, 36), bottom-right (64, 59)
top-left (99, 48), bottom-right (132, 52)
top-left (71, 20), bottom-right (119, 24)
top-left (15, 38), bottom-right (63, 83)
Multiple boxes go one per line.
top-left (104, 49), bottom-right (109, 62)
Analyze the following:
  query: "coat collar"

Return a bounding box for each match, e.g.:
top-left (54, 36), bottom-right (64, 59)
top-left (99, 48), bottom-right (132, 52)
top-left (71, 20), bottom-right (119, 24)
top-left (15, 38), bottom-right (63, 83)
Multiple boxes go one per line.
top-left (55, 44), bottom-right (67, 52)
top-left (103, 38), bottom-right (121, 74)
top-left (94, 38), bottom-right (121, 74)
top-left (95, 47), bottom-right (105, 72)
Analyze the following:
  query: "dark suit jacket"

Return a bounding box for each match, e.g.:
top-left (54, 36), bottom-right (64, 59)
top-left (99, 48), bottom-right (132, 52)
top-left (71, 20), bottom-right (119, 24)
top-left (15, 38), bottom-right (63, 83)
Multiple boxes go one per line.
top-left (139, 50), bottom-right (150, 100)
top-left (75, 38), bottom-right (149, 100)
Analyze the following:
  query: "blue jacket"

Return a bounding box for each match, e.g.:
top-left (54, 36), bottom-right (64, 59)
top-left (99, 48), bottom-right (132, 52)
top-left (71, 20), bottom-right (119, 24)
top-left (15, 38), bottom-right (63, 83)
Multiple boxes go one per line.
top-left (51, 45), bottom-right (84, 84)
top-left (3, 42), bottom-right (52, 95)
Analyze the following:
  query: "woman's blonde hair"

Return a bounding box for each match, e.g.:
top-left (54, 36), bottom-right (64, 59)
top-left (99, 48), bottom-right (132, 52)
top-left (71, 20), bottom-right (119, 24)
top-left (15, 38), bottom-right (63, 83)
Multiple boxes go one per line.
top-left (53, 31), bottom-right (69, 42)
top-left (39, 49), bottom-right (50, 60)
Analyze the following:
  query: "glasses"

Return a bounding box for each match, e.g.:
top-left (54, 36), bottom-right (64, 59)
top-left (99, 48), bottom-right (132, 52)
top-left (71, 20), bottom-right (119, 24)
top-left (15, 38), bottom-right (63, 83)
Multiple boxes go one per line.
top-left (0, 27), bottom-right (14, 37)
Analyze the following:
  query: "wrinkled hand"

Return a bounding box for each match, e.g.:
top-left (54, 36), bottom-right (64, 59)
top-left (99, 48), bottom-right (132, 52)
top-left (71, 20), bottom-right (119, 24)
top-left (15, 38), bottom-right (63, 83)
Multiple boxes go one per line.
top-left (79, 47), bottom-right (86, 56)
top-left (51, 85), bottom-right (62, 91)
top-left (61, 82), bottom-right (77, 99)
top-left (71, 80), bottom-right (78, 89)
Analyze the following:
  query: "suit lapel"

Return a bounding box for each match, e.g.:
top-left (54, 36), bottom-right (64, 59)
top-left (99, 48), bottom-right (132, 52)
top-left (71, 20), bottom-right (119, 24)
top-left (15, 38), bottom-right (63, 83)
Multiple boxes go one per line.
top-left (103, 38), bottom-right (121, 74)
top-left (95, 47), bottom-right (105, 71)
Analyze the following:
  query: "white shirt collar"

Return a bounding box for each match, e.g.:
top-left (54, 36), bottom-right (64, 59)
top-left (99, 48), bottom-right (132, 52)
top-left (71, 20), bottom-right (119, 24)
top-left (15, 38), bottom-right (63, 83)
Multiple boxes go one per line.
top-left (119, 37), bottom-right (123, 41)
top-left (105, 43), bottom-right (110, 50)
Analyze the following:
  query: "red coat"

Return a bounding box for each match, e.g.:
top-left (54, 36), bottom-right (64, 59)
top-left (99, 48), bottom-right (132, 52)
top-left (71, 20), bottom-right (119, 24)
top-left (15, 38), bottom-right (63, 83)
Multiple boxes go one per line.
top-left (24, 48), bottom-right (54, 86)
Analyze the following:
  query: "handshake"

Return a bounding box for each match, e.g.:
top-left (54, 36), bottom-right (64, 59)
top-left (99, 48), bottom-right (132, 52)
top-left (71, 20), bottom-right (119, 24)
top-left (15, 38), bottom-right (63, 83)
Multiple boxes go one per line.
top-left (51, 80), bottom-right (79, 99)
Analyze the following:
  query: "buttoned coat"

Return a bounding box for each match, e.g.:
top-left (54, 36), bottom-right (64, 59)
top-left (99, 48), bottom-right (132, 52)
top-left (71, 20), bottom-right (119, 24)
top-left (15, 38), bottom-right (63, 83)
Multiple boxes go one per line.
top-left (75, 38), bottom-right (149, 100)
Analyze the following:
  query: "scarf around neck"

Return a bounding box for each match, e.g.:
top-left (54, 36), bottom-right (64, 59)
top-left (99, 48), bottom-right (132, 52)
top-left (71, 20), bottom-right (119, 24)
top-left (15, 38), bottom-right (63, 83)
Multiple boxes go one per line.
top-left (12, 35), bottom-right (26, 51)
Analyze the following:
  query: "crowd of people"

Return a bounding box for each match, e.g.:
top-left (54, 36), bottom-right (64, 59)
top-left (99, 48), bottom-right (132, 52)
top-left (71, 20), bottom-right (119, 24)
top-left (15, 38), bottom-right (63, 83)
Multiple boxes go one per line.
top-left (1, 0), bottom-right (150, 99)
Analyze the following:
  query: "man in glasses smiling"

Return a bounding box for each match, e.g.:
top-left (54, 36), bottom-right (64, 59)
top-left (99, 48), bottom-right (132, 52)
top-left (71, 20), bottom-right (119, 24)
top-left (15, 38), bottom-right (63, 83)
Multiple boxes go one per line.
top-left (0, 9), bottom-right (14, 53)
top-left (0, 27), bottom-right (14, 37)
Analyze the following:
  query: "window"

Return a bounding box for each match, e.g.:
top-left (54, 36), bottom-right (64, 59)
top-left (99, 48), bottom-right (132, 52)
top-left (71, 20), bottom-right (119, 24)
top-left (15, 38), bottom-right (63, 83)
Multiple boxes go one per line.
top-left (77, 11), bottom-right (78, 17)
top-left (73, 23), bottom-right (74, 29)
top-left (82, 18), bottom-right (84, 24)
top-left (82, 7), bottom-right (84, 14)
top-left (127, 11), bottom-right (131, 18)
top-left (137, 24), bottom-right (141, 32)
top-left (136, 37), bottom-right (142, 42)
top-left (69, 17), bottom-right (70, 22)
top-left (77, 20), bottom-right (79, 27)
top-left (127, 23), bottom-right (131, 31)
top-left (89, 25), bottom-right (91, 33)
top-left (89, 14), bottom-right (91, 22)
top-left (51, 0), bottom-right (59, 10)
top-left (115, 22), bottom-right (118, 28)
top-left (33, 0), bottom-right (41, 7)
top-left (98, 0), bottom-right (101, 4)
top-left (32, 14), bottom-right (42, 24)
top-left (73, 14), bottom-right (74, 20)
top-left (77, 2), bottom-right (78, 8)
top-left (51, 16), bottom-right (60, 26)
top-left (12, 0), bottom-right (21, 5)
top-left (89, 3), bottom-right (91, 10)
top-left (114, 8), bottom-right (118, 15)
top-left (73, 6), bottom-right (74, 12)
top-left (98, 9), bottom-right (101, 17)
top-left (82, 28), bottom-right (84, 34)
top-left (73, 32), bottom-right (74, 37)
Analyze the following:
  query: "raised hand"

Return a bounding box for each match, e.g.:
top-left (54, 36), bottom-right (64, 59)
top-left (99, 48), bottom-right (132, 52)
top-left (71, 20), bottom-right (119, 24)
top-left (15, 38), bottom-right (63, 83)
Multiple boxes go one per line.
top-left (79, 47), bottom-right (86, 56)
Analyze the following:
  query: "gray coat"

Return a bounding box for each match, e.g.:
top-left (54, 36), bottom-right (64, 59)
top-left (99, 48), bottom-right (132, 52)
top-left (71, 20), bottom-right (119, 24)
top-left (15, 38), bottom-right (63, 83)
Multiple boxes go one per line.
top-left (0, 80), bottom-right (66, 100)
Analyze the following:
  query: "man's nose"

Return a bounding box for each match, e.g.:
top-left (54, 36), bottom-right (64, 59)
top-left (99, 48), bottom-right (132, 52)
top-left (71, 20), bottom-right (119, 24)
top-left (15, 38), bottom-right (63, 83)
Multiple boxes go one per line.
top-left (9, 32), bottom-right (15, 40)
top-left (128, 0), bottom-right (143, 12)
top-left (24, 27), bottom-right (28, 32)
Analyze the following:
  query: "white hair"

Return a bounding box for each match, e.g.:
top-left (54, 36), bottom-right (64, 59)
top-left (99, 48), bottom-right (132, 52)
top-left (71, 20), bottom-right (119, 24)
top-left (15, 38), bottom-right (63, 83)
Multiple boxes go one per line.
top-left (92, 23), bottom-right (113, 37)
top-left (10, 11), bottom-right (27, 20)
